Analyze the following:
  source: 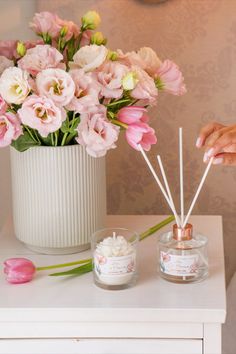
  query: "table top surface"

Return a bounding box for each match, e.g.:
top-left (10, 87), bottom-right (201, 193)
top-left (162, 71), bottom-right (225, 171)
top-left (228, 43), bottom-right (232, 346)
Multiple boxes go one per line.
top-left (0, 215), bottom-right (226, 323)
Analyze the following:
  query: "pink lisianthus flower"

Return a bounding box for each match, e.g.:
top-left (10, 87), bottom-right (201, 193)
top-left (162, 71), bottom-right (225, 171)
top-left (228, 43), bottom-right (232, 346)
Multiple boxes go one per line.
top-left (117, 49), bottom-right (146, 69)
top-left (23, 39), bottom-right (44, 50)
top-left (80, 30), bottom-right (93, 47)
top-left (36, 68), bottom-right (75, 106)
top-left (76, 105), bottom-right (120, 157)
top-left (66, 69), bottom-right (100, 113)
top-left (0, 95), bottom-right (7, 114)
top-left (57, 18), bottom-right (80, 41)
top-left (30, 11), bottom-right (61, 38)
top-left (0, 112), bottom-right (22, 147)
top-left (155, 60), bottom-right (186, 96)
top-left (96, 61), bottom-right (128, 99)
top-left (130, 66), bottom-right (158, 106)
top-left (18, 45), bottom-right (64, 76)
top-left (4, 258), bottom-right (36, 284)
top-left (0, 40), bottom-right (17, 60)
top-left (117, 106), bottom-right (157, 151)
top-left (0, 55), bottom-right (13, 75)
top-left (18, 95), bottom-right (66, 137)
top-left (137, 47), bottom-right (162, 76)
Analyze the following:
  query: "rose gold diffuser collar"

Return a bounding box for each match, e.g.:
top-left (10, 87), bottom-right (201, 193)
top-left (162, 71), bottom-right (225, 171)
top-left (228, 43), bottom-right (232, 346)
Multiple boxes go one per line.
top-left (173, 223), bottom-right (193, 241)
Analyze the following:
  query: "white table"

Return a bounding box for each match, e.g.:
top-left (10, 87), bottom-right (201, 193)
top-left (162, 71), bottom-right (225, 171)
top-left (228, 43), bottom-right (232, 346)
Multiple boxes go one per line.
top-left (0, 215), bottom-right (226, 354)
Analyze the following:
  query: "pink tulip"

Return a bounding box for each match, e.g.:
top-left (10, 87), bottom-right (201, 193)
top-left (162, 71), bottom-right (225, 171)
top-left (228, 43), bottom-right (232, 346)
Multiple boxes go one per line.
top-left (4, 258), bottom-right (36, 284)
top-left (117, 106), bottom-right (157, 151)
top-left (126, 123), bottom-right (157, 151)
top-left (117, 106), bottom-right (149, 125)
top-left (155, 60), bottom-right (186, 96)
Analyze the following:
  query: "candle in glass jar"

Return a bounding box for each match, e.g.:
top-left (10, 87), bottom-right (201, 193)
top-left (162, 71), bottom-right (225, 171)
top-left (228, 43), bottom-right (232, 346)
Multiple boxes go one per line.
top-left (92, 228), bottom-right (138, 290)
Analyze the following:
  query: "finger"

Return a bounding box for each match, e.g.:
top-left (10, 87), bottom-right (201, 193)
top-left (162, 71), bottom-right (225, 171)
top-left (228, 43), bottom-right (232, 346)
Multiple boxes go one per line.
top-left (196, 122), bottom-right (225, 148)
top-left (212, 153), bottom-right (236, 166)
top-left (206, 126), bottom-right (232, 148)
top-left (204, 129), bottom-right (236, 159)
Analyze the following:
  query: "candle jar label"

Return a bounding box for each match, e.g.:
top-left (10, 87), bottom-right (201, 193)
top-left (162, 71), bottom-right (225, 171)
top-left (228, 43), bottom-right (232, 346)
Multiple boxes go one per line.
top-left (160, 251), bottom-right (199, 277)
top-left (94, 252), bottom-right (136, 276)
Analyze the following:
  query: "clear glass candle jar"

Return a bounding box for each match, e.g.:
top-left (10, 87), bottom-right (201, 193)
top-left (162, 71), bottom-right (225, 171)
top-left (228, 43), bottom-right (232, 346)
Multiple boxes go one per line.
top-left (91, 228), bottom-right (138, 290)
top-left (158, 223), bottom-right (208, 283)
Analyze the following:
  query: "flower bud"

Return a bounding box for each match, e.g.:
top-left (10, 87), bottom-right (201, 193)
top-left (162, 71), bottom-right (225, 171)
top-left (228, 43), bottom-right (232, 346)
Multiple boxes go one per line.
top-left (107, 50), bottom-right (118, 61)
top-left (16, 41), bottom-right (26, 57)
top-left (90, 32), bottom-right (107, 45)
top-left (60, 26), bottom-right (68, 38)
top-left (122, 72), bottom-right (139, 90)
top-left (82, 11), bottom-right (101, 30)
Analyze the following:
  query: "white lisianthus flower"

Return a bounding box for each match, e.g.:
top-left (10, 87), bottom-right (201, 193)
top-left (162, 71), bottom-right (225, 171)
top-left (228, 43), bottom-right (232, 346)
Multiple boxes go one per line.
top-left (0, 56), bottom-right (14, 75)
top-left (71, 45), bottom-right (108, 72)
top-left (0, 67), bottom-right (30, 104)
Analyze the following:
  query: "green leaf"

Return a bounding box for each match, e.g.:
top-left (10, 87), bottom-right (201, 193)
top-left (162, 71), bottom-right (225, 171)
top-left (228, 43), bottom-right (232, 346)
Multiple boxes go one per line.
top-left (61, 119), bottom-right (70, 134)
top-left (49, 261), bottom-right (92, 277)
top-left (40, 135), bottom-right (52, 146)
top-left (11, 131), bottom-right (41, 152)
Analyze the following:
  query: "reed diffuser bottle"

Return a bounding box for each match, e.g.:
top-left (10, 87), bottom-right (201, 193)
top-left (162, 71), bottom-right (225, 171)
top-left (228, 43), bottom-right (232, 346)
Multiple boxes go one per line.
top-left (158, 223), bottom-right (208, 283)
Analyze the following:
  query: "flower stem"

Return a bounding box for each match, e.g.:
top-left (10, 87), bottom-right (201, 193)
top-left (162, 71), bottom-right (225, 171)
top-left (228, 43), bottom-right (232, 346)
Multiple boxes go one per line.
top-left (111, 119), bottom-right (128, 129)
top-left (54, 131), bottom-right (58, 146)
top-left (106, 98), bottom-right (131, 107)
top-left (36, 258), bottom-right (91, 271)
top-left (61, 133), bottom-right (68, 146)
top-left (50, 133), bottom-right (54, 146)
top-left (139, 215), bottom-right (174, 241)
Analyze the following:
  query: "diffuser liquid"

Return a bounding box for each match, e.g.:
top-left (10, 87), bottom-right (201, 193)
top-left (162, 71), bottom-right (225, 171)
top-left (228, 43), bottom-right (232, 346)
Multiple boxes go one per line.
top-left (159, 231), bottom-right (208, 283)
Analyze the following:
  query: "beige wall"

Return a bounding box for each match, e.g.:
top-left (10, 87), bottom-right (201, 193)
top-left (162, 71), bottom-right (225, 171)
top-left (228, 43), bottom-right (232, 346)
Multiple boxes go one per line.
top-left (1, 0), bottom-right (236, 283)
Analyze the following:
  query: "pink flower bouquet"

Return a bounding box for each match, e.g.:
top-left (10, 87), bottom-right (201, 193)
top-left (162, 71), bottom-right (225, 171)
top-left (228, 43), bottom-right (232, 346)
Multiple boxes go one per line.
top-left (0, 10), bottom-right (186, 157)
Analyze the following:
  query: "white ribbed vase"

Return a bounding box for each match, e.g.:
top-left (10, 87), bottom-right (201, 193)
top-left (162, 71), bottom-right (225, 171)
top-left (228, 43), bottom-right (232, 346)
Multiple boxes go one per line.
top-left (10, 145), bottom-right (106, 254)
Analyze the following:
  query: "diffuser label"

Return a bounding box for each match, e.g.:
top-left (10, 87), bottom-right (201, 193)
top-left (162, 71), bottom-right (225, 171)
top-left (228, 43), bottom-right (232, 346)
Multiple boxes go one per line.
top-left (160, 251), bottom-right (199, 276)
top-left (94, 252), bottom-right (136, 276)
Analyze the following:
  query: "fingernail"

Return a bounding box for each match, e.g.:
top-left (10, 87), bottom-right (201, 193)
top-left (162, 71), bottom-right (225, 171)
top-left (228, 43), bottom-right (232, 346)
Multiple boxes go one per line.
top-left (213, 157), bottom-right (224, 165)
top-left (196, 137), bottom-right (202, 148)
top-left (203, 153), bottom-right (209, 163)
top-left (206, 147), bottom-right (215, 157)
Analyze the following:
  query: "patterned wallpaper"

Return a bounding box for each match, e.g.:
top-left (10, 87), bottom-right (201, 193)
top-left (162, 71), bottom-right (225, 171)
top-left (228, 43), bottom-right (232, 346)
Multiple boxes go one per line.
top-left (36, 0), bottom-right (236, 284)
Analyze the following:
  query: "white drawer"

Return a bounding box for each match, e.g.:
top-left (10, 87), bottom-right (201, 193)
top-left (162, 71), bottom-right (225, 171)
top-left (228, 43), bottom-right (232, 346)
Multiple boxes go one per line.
top-left (0, 338), bottom-right (202, 354)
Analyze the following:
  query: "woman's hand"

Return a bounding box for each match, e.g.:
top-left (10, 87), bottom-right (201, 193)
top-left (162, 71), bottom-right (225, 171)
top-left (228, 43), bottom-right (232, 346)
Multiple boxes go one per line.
top-left (196, 122), bottom-right (236, 165)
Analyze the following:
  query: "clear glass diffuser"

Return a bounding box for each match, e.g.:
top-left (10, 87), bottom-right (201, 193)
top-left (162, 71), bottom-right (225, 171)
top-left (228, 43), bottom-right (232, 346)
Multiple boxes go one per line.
top-left (158, 223), bottom-right (208, 283)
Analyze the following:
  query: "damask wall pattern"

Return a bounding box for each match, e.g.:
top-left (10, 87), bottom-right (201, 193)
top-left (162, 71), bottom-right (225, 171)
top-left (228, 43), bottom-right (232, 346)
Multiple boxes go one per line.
top-left (37, 0), bottom-right (236, 284)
